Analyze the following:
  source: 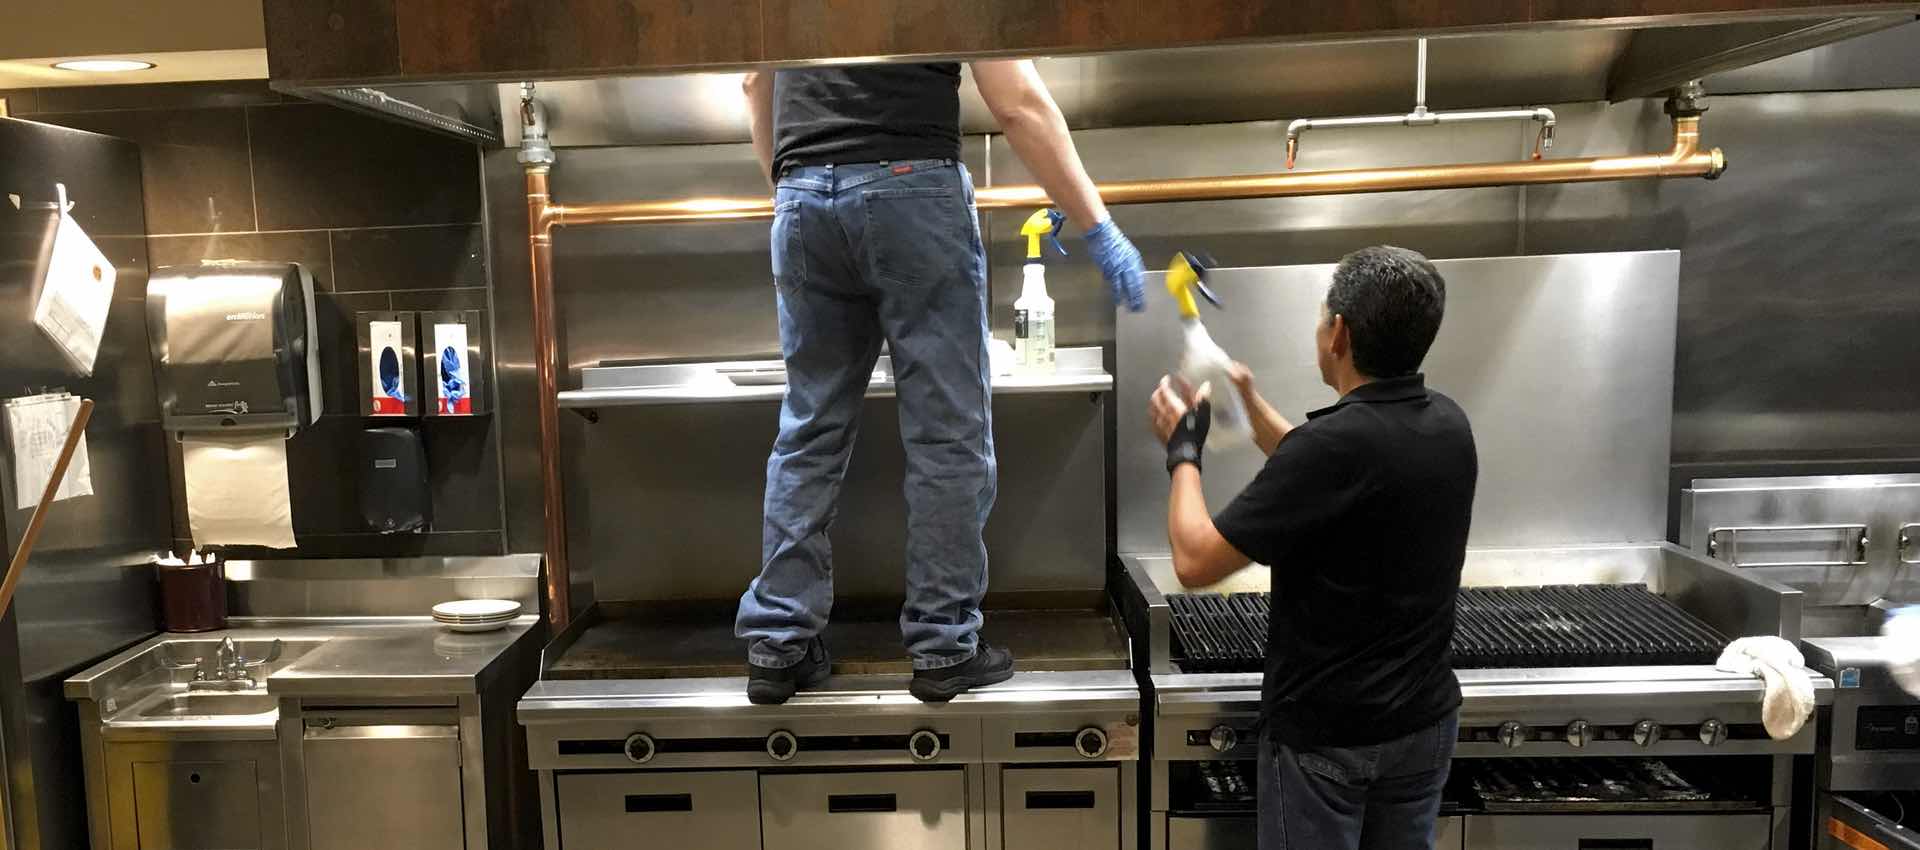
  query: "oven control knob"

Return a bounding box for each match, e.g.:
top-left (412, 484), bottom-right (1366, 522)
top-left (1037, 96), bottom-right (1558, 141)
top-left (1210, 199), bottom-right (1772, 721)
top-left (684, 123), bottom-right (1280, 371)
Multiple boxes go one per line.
top-left (1565, 720), bottom-right (1592, 749)
top-left (623, 733), bottom-right (656, 765)
top-left (1497, 722), bottom-right (1529, 750)
top-left (1633, 720), bottom-right (1662, 748)
top-left (908, 729), bottom-right (943, 762)
top-left (766, 730), bottom-right (799, 762)
top-left (1208, 725), bottom-right (1239, 754)
top-left (1699, 719), bottom-right (1728, 747)
top-left (1075, 727), bottom-right (1110, 759)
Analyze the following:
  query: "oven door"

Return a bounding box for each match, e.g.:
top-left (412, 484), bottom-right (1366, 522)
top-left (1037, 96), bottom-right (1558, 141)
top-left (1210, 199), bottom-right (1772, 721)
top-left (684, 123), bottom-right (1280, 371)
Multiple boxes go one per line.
top-left (1823, 793), bottom-right (1920, 850)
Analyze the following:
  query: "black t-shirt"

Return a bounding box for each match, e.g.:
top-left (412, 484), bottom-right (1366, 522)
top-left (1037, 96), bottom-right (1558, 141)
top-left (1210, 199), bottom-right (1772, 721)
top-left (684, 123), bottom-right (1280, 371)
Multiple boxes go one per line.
top-left (1212, 374), bottom-right (1477, 748)
top-left (772, 64), bottom-right (962, 179)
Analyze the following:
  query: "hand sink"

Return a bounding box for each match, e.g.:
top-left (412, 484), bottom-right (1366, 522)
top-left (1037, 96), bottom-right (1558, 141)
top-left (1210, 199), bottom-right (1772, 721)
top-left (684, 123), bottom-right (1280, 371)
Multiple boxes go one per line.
top-left (137, 692), bottom-right (277, 719)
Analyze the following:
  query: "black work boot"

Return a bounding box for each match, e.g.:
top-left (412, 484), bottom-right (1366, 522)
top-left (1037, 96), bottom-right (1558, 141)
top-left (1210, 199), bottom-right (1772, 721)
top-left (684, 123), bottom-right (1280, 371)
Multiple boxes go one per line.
top-left (909, 643), bottom-right (1015, 703)
top-left (747, 638), bottom-right (831, 705)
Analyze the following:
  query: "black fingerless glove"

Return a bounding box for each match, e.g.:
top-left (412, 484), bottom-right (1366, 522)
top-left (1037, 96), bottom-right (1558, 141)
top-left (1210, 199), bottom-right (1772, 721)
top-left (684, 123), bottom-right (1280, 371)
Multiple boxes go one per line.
top-left (1166, 399), bottom-right (1211, 474)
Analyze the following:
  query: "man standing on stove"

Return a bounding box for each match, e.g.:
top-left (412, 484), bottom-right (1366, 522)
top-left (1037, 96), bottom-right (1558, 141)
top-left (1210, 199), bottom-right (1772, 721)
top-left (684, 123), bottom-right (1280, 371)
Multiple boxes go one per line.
top-left (735, 60), bottom-right (1150, 705)
top-left (1147, 247), bottom-right (1476, 850)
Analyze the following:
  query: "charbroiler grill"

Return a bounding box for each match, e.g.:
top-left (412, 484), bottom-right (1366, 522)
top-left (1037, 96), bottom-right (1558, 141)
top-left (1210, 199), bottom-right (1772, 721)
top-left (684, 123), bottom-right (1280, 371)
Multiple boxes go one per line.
top-left (1118, 545), bottom-right (1835, 850)
top-left (1167, 585), bottom-right (1729, 674)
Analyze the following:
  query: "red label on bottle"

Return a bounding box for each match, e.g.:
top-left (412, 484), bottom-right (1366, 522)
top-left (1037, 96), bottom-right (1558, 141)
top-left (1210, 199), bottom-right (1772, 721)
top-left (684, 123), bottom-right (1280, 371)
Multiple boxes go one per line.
top-left (892, 164), bottom-right (913, 175)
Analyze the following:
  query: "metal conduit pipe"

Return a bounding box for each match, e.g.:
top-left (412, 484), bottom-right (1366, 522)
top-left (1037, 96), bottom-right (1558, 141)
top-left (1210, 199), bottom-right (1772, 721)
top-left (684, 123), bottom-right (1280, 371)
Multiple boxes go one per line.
top-left (520, 85), bottom-right (1724, 629)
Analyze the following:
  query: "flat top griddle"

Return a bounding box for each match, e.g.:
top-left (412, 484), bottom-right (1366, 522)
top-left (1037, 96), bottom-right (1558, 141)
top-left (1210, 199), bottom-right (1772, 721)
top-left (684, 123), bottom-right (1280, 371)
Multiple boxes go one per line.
top-left (549, 606), bottom-right (1130, 680)
top-left (1169, 584), bottom-right (1729, 674)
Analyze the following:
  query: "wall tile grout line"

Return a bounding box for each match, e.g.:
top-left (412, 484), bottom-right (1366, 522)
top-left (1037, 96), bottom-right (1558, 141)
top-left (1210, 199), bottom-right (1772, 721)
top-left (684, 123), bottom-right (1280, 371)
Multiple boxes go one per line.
top-left (147, 221), bottom-right (483, 239)
top-left (244, 106), bottom-right (261, 232)
top-left (326, 229), bottom-right (339, 290)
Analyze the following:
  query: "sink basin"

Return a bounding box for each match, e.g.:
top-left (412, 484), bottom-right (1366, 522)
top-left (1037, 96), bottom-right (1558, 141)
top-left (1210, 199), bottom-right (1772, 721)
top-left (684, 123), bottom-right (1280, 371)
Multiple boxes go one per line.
top-left (137, 692), bottom-right (277, 719)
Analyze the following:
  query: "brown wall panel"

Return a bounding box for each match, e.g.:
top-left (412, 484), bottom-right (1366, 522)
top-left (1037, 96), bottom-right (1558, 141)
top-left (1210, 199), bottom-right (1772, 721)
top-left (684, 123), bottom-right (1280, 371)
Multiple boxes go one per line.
top-left (264, 0), bottom-right (401, 82)
top-left (396, 0), bottom-right (760, 77)
top-left (1532, 0), bottom-right (1915, 21)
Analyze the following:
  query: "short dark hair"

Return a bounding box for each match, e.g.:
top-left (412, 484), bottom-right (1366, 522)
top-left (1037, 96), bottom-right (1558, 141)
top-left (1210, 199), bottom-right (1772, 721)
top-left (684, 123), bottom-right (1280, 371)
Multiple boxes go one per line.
top-left (1324, 246), bottom-right (1446, 378)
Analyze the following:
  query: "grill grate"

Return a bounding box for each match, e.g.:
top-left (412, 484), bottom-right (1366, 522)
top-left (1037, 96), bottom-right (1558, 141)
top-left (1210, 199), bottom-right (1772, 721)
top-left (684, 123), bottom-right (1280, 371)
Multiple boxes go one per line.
top-left (1168, 584), bottom-right (1728, 673)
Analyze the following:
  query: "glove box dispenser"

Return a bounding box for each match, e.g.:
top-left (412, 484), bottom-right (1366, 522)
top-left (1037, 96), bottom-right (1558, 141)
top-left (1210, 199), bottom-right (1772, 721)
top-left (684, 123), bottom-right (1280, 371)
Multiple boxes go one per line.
top-left (420, 310), bottom-right (489, 417)
top-left (147, 261), bottom-right (323, 433)
top-left (357, 311), bottom-right (420, 417)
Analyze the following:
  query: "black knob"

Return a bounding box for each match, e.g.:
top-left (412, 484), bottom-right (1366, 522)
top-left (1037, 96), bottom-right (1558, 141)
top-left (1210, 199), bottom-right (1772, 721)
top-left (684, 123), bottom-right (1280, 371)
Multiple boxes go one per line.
top-left (908, 729), bottom-right (942, 762)
top-left (766, 730), bottom-right (798, 762)
top-left (623, 733), bottom-right (656, 765)
top-left (1074, 727), bottom-right (1109, 759)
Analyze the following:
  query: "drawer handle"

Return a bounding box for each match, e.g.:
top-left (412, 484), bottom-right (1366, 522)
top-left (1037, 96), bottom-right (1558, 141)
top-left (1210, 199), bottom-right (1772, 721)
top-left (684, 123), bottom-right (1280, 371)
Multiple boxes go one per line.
top-left (1579, 841), bottom-right (1652, 850)
top-left (828, 794), bottom-right (897, 814)
top-left (1026, 791), bottom-right (1097, 810)
top-left (625, 794), bottom-right (692, 813)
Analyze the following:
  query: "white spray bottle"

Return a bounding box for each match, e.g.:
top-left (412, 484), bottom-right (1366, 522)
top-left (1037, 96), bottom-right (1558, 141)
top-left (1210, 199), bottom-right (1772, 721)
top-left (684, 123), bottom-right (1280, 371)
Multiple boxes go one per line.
top-left (1013, 209), bottom-right (1067, 375)
top-left (1166, 251), bottom-right (1250, 441)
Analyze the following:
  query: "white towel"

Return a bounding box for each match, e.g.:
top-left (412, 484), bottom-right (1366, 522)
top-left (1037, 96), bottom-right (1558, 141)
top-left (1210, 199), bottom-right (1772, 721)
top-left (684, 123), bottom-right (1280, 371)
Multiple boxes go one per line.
top-left (1881, 606), bottom-right (1920, 699)
top-left (1715, 636), bottom-right (1815, 741)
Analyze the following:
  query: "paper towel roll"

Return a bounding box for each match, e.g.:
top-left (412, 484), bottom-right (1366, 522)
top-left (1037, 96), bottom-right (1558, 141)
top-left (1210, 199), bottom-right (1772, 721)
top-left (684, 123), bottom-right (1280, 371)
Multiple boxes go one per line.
top-left (183, 433), bottom-right (296, 549)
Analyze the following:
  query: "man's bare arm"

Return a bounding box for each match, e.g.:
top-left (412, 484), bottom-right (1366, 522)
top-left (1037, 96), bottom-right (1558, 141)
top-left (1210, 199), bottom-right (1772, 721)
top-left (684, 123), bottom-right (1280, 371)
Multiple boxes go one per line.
top-left (744, 72), bottom-right (775, 188)
top-left (1168, 465), bottom-right (1254, 587)
top-left (969, 60), bottom-right (1108, 233)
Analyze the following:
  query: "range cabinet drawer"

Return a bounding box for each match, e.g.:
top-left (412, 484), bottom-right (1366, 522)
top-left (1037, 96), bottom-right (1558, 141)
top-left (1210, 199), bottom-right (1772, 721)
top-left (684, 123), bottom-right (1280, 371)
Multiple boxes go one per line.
top-left (555, 771), bottom-right (760, 850)
top-left (1167, 814), bottom-right (1462, 849)
top-left (761, 769), bottom-right (968, 850)
top-left (1002, 766), bottom-right (1120, 850)
top-left (1168, 815), bottom-right (1254, 850)
top-left (1463, 814), bottom-right (1773, 849)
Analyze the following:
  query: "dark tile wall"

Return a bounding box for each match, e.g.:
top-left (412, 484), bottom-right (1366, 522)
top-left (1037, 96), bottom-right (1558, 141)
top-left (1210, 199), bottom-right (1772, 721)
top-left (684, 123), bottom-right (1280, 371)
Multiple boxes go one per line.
top-left (6, 81), bottom-right (506, 558)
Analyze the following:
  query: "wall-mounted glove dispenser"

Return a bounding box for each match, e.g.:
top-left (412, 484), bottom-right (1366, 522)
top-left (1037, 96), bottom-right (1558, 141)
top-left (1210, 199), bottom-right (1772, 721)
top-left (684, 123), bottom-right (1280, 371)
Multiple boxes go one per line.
top-left (148, 261), bottom-right (323, 433)
top-left (356, 311), bottom-right (419, 417)
top-left (421, 310), bottom-right (489, 417)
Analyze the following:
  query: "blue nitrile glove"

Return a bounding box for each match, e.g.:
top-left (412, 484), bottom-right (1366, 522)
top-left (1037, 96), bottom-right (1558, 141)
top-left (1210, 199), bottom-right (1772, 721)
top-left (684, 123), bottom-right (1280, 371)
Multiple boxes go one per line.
top-left (1084, 218), bottom-right (1147, 312)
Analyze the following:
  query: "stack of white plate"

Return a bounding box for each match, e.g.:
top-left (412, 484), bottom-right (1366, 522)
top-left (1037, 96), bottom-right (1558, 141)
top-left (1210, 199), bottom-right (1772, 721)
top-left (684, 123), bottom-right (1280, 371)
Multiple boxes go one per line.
top-left (432, 599), bottom-right (522, 632)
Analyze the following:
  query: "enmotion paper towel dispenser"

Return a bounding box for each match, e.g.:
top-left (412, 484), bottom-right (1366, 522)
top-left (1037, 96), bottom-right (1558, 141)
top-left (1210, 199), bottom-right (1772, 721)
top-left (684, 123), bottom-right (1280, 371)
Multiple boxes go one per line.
top-left (148, 261), bottom-right (323, 433)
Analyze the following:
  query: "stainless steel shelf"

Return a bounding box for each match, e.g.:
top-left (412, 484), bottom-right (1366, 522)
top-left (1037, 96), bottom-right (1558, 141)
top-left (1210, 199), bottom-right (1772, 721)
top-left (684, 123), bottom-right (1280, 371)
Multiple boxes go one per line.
top-left (558, 347), bottom-right (1111, 409)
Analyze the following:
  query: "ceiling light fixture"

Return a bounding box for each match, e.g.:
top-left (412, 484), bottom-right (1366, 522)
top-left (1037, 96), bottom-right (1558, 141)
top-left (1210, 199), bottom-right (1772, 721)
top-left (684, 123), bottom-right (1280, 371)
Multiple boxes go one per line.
top-left (51, 59), bottom-right (156, 73)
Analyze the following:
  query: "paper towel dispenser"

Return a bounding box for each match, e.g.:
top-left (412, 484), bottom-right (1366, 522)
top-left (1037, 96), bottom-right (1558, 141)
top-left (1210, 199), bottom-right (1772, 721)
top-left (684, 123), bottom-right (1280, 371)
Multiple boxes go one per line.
top-left (148, 261), bottom-right (323, 434)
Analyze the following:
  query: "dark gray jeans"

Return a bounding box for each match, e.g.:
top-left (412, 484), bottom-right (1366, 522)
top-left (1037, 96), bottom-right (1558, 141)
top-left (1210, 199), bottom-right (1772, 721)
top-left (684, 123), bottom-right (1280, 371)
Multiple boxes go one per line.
top-left (1258, 710), bottom-right (1458, 850)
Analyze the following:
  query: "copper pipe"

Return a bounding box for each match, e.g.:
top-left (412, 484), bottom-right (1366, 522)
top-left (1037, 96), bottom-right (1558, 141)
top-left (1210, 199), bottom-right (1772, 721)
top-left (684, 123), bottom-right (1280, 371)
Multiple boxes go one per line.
top-left (527, 166), bottom-right (572, 629)
top-left (523, 111), bottom-right (1723, 628)
top-left (548, 115), bottom-right (1721, 227)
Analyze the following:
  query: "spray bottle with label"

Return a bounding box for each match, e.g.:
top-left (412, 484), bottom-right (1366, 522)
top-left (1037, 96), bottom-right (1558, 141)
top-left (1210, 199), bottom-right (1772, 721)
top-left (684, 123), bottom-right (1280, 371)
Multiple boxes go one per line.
top-left (1166, 251), bottom-right (1250, 441)
top-left (1014, 209), bottom-right (1067, 375)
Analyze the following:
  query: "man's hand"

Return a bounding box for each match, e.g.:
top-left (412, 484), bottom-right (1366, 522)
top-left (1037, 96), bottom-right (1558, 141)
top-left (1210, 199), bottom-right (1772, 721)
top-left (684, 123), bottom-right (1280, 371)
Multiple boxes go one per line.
top-left (1226, 362), bottom-right (1295, 456)
top-left (1151, 377), bottom-right (1211, 473)
top-left (1086, 219), bottom-right (1147, 312)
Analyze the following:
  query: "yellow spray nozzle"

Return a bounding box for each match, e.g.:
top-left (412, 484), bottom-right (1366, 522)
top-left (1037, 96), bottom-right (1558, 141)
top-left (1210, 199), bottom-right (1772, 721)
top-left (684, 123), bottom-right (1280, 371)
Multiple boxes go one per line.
top-left (1165, 250), bottom-right (1219, 319)
top-left (1021, 209), bottom-right (1068, 260)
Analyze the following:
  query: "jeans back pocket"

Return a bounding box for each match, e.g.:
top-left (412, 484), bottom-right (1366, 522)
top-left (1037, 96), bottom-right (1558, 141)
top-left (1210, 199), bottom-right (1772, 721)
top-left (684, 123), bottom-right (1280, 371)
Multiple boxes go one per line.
top-left (863, 185), bottom-right (974, 288)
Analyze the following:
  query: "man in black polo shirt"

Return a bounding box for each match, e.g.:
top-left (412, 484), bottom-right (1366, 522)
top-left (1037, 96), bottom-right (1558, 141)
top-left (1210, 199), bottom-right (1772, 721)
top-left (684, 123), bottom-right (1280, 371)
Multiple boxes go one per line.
top-left (1148, 246), bottom-right (1476, 850)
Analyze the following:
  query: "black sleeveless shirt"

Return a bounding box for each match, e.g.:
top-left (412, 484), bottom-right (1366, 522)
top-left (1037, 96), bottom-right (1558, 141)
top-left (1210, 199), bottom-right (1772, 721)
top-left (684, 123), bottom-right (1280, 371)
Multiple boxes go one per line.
top-left (772, 64), bottom-right (962, 179)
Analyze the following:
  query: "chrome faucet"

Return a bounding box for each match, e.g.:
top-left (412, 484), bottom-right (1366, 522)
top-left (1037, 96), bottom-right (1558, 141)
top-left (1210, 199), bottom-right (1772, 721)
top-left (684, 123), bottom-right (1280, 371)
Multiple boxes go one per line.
top-left (188, 637), bottom-right (280, 691)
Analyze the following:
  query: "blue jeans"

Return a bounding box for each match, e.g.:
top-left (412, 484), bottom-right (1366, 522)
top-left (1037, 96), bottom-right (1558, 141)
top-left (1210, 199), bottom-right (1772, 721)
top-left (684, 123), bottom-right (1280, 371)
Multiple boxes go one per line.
top-left (735, 160), bottom-right (995, 672)
top-left (1258, 710), bottom-right (1457, 850)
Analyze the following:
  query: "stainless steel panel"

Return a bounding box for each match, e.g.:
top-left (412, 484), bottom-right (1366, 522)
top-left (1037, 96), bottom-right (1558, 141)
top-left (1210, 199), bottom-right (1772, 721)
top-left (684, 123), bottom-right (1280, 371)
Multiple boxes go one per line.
top-left (1524, 89), bottom-right (1920, 464)
top-left (1, 116), bottom-right (167, 850)
top-left (1712, 20), bottom-right (1920, 94)
top-left (1461, 813), bottom-right (1773, 849)
top-left (131, 760), bottom-right (262, 850)
top-left (989, 119), bottom-right (1531, 349)
top-left (1000, 766), bottom-right (1120, 850)
top-left (499, 31), bottom-right (1630, 147)
top-left (1167, 815), bottom-right (1254, 850)
top-left (759, 769), bottom-right (969, 850)
top-left (222, 554), bottom-right (543, 617)
top-left (1116, 252), bottom-right (1680, 556)
top-left (302, 724), bottom-right (465, 850)
top-left (584, 393), bottom-right (1105, 602)
top-left (1681, 474), bottom-right (1920, 613)
top-left (554, 771), bottom-right (760, 850)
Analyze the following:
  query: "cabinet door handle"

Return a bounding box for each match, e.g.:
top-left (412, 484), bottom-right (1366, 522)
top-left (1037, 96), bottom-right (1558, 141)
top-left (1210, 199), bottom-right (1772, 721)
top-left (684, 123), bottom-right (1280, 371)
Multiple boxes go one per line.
top-left (1579, 840), bottom-right (1652, 850)
top-left (1025, 791), bottom-right (1097, 810)
top-left (827, 794), bottom-right (896, 813)
top-left (625, 794), bottom-right (692, 813)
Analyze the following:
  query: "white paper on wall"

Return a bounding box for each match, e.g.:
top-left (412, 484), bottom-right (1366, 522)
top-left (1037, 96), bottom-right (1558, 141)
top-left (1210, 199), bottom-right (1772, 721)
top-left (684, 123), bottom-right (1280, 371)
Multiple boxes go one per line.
top-left (3, 392), bottom-right (93, 511)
